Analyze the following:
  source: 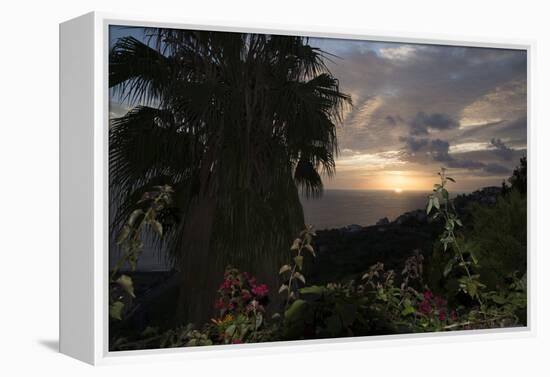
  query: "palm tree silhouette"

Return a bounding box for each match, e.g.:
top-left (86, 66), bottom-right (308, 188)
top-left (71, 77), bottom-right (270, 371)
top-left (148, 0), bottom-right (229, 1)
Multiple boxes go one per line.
top-left (109, 28), bottom-right (351, 323)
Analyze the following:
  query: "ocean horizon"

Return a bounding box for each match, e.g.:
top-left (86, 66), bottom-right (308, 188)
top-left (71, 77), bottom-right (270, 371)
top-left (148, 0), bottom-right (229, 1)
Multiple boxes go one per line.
top-left (301, 189), bottom-right (432, 230)
top-left (113, 189), bottom-right (462, 271)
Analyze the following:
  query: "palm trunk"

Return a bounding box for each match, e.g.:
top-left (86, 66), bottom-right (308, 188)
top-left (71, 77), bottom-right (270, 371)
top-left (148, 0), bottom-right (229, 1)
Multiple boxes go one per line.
top-left (175, 195), bottom-right (219, 324)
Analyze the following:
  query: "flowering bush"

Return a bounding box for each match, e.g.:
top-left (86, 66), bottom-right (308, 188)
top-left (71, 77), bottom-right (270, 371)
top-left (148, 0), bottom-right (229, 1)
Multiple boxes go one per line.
top-left (214, 267), bottom-right (269, 317)
top-left (209, 267), bottom-right (273, 344)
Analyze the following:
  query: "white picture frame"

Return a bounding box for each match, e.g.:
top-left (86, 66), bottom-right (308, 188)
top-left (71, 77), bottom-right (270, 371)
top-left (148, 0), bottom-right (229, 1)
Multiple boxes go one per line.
top-left (59, 11), bottom-right (535, 365)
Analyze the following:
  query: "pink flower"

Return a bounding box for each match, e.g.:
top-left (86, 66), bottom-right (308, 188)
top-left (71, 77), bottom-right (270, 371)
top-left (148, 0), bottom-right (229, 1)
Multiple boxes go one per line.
top-left (439, 311), bottom-right (446, 321)
top-left (241, 291), bottom-right (251, 301)
top-left (418, 299), bottom-right (432, 315)
top-left (232, 339), bottom-right (242, 344)
top-left (423, 290), bottom-right (434, 301)
top-left (220, 279), bottom-right (232, 290)
top-left (251, 284), bottom-right (269, 298)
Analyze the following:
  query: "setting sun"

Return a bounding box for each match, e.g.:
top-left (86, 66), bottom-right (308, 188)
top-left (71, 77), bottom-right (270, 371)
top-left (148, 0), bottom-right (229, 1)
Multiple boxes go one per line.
top-left (394, 188), bottom-right (403, 193)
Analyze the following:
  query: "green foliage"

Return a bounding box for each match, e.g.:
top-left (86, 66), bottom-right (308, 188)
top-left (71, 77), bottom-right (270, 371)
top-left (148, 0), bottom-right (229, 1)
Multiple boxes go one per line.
top-left (109, 185), bottom-right (173, 321)
top-left (278, 226), bottom-right (317, 307)
top-left (465, 189), bottom-right (527, 289)
top-left (508, 156), bottom-right (527, 194)
top-left (426, 168), bottom-right (526, 329)
top-left (427, 169), bottom-right (481, 304)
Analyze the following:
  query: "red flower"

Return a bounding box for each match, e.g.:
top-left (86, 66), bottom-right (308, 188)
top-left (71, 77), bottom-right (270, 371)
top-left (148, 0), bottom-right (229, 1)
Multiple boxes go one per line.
top-left (251, 284), bottom-right (269, 298)
top-left (439, 311), bottom-right (446, 321)
top-left (423, 290), bottom-right (434, 301)
top-left (232, 339), bottom-right (242, 344)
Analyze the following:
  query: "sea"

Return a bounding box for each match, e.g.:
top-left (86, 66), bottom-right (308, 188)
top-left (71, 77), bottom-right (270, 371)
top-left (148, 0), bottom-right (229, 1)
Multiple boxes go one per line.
top-left (301, 189), bottom-right (430, 230)
top-left (112, 189), bottom-right (432, 271)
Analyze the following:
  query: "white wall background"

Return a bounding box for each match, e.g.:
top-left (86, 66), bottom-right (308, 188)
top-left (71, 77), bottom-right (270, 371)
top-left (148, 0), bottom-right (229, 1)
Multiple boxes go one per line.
top-left (1, 0), bottom-right (548, 375)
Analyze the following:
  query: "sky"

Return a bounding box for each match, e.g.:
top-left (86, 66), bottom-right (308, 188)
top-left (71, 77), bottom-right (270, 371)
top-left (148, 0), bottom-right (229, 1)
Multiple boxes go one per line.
top-left (110, 26), bottom-right (527, 193)
top-left (309, 37), bottom-right (527, 192)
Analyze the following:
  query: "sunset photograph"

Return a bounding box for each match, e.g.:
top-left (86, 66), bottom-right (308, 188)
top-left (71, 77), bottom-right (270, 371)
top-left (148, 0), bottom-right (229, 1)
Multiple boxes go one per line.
top-left (107, 26), bottom-right (527, 350)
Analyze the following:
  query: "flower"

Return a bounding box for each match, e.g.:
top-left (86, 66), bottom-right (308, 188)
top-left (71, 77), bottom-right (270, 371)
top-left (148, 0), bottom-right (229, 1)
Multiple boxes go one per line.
top-left (438, 311), bottom-right (446, 321)
top-left (241, 290), bottom-right (251, 301)
top-left (418, 299), bottom-right (432, 315)
top-left (423, 290), bottom-right (434, 301)
top-left (232, 339), bottom-right (242, 344)
top-left (251, 284), bottom-right (269, 298)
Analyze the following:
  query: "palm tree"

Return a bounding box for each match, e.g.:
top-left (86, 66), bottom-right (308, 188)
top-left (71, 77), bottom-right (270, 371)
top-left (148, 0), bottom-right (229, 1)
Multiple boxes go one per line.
top-left (109, 28), bottom-right (351, 324)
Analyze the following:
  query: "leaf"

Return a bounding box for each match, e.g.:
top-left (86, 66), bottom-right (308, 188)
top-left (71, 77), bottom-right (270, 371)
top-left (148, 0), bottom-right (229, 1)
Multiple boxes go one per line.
top-left (279, 265), bottom-right (291, 275)
top-left (304, 244), bottom-right (316, 257)
top-left (433, 196), bottom-right (440, 210)
top-left (299, 285), bottom-right (326, 295)
top-left (426, 198), bottom-right (433, 214)
top-left (278, 284), bottom-right (289, 293)
top-left (116, 274), bottom-right (136, 298)
top-left (255, 312), bottom-right (263, 330)
top-left (225, 324), bottom-right (236, 337)
top-left (290, 238), bottom-right (301, 251)
top-left (109, 301), bottom-right (124, 320)
top-left (446, 177), bottom-right (456, 183)
top-left (116, 225), bottom-right (131, 244)
top-left (128, 209), bottom-right (144, 226)
top-left (470, 250), bottom-right (478, 265)
top-left (294, 255), bottom-right (304, 270)
top-left (466, 281), bottom-right (478, 298)
top-left (150, 219), bottom-right (163, 236)
top-left (293, 271), bottom-right (306, 284)
top-left (284, 299), bottom-right (307, 320)
top-left (455, 219), bottom-right (463, 227)
top-left (401, 306), bottom-right (416, 317)
top-left (443, 258), bottom-right (455, 277)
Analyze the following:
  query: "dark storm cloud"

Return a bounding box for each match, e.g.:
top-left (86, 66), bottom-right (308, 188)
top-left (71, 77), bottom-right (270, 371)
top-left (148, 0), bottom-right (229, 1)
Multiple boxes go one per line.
top-left (409, 112), bottom-right (460, 136)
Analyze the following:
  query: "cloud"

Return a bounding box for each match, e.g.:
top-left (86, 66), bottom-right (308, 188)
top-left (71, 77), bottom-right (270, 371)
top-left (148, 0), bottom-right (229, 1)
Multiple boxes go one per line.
top-left (490, 138), bottom-right (515, 160)
top-left (378, 45), bottom-right (422, 61)
top-left (400, 136), bottom-right (512, 176)
top-left (429, 139), bottom-right (452, 162)
top-left (483, 163), bottom-right (512, 174)
top-left (385, 114), bottom-right (404, 126)
top-left (305, 38), bottom-right (526, 189)
top-left (400, 136), bottom-right (429, 153)
top-left (410, 112), bottom-right (460, 135)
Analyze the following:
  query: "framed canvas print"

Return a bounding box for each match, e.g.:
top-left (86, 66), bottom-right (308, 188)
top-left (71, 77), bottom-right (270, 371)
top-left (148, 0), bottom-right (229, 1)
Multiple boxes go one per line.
top-left (60, 12), bottom-right (533, 365)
